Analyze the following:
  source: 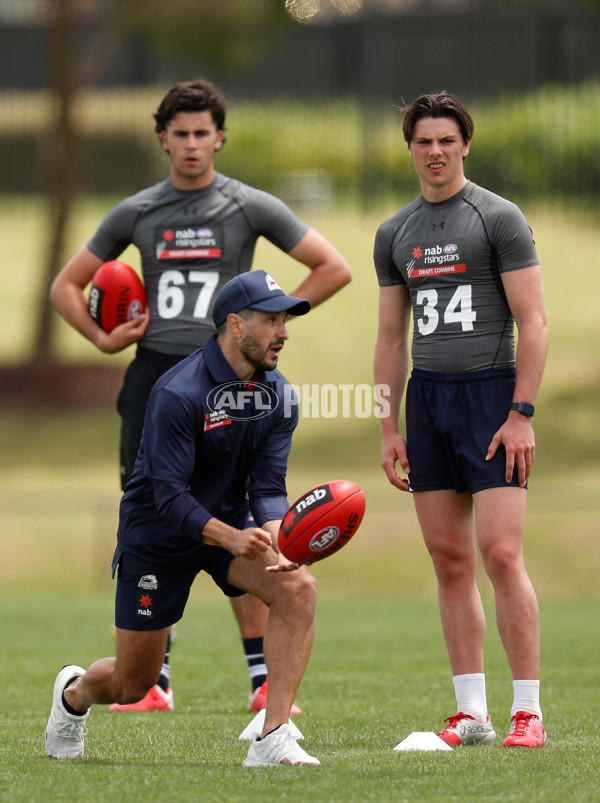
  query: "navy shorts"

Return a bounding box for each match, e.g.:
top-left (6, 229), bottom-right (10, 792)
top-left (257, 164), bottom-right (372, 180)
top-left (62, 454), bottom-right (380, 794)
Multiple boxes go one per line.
top-left (406, 367), bottom-right (522, 494)
top-left (113, 511), bottom-right (256, 631)
top-left (114, 546), bottom-right (246, 631)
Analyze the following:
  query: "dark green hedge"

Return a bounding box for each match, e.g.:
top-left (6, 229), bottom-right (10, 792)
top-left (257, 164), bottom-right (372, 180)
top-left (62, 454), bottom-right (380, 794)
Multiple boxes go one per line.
top-left (2, 84), bottom-right (598, 204)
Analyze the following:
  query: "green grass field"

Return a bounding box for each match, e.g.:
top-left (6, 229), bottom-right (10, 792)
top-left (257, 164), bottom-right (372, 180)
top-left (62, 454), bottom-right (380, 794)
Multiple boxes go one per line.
top-left (1, 200), bottom-right (599, 800)
top-left (2, 592), bottom-right (600, 801)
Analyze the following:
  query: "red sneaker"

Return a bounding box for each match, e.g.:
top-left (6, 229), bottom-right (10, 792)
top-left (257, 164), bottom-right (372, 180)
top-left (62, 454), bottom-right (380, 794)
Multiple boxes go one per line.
top-left (437, 712), bottom-right (496, 746)
top-left (109, 685), bottom-right (173, 712)
top-left (502, 711), bottom-right (546, 747)
top-left (248, 680), bottom-right (302, 716)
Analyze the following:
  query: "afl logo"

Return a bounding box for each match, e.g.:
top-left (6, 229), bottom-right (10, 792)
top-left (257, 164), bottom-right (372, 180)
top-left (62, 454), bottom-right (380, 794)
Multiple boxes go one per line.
top-left (443, 243), bottom-right (458, 254)
top-left (309, 526), bottom-right (340, 552)
top-left (128, 298), bottom-right (144, 320)
top-left (207, 381), bottom-right (278, 420)
top-left (196, 228), bottom-right (214, 237)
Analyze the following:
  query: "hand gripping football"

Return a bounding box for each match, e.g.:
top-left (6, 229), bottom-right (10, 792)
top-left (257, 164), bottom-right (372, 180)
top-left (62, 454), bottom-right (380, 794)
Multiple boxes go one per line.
top-left (278, 480), bottom-right (366, 565)
top-left (88, 260), bottom-right (146, 333)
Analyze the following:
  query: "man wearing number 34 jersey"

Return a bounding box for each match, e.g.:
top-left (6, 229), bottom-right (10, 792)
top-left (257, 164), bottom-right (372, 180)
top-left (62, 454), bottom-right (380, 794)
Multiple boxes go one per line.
top-left (374, 92), bottom-right (548, 749)
top-left (50, 79), bottom-right (350, 715)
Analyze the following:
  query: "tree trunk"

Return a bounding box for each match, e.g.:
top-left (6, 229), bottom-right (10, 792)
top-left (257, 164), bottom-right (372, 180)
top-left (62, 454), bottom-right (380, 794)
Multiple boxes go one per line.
top-left (31, 0), bottom-right (78, 365)
top-left (30, 0), bottom-right (154, 365)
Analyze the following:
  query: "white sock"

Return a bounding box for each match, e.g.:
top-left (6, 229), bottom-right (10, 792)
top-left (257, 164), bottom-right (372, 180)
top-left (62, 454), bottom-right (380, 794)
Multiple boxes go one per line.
top-left (452, 673), bottom-right (488, 722)
top-left (511, 679), bottom-right (542, 720)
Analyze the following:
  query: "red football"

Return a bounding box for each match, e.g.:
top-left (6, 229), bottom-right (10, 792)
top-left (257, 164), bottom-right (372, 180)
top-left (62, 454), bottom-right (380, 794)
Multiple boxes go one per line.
top-left (88, 260), bottom-right (146, 333)
top-left (278, 480), bottom-right (366, 565)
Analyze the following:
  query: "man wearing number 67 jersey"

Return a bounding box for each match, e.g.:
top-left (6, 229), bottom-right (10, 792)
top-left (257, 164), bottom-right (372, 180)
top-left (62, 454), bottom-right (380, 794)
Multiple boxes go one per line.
top-left (50, 78), bottom-right (350, 715)
top-left (373, 92), bottom-right (548, 748)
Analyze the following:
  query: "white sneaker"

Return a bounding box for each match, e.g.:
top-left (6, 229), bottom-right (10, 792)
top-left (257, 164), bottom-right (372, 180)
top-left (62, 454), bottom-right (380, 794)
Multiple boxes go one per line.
top-left (45, 665), bottom-right (90, 759)
top-left (243, 723), bottom-right (320, 766)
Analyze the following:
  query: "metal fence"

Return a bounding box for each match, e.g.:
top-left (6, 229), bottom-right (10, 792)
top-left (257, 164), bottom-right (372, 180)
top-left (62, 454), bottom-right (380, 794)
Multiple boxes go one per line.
top-left (1, 6), bottom-right (599, 98)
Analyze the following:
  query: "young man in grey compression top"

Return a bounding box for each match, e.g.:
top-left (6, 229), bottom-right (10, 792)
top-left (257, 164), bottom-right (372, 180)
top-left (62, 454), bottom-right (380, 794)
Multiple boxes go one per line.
top-left (374, 91), bottom-right (548, 749)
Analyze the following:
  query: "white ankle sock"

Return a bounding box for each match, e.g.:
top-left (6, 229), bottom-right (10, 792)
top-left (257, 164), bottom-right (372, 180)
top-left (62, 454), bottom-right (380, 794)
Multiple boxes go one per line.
top-left (511, 679), bottom-right (542, 719)
top-left (452, 673), bottom-right (488, 722)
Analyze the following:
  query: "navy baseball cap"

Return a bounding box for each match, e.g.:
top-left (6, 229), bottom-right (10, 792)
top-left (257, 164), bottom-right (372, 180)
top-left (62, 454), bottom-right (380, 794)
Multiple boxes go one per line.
top-left (212, 270), bottom-right (311, 327)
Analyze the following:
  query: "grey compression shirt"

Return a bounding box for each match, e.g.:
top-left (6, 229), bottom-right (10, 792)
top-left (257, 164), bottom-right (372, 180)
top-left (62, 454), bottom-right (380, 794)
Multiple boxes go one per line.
top-left (374, 181), bottom-right (539, 373)
top-left (88, 173), bottom-right (309, 355)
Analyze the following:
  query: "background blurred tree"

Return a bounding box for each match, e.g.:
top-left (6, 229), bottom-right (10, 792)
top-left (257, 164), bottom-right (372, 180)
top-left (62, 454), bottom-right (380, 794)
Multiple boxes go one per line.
top-left (34, 0), bottom-right (289, 364)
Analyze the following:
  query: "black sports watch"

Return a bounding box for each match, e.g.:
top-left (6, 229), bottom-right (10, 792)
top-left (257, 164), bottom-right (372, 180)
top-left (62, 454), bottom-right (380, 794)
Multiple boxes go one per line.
top-left (510, 401), bottom-right (535, 417)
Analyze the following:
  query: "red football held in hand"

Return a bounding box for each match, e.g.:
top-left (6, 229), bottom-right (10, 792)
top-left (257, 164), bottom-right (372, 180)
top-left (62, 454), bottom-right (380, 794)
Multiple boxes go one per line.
top-left (88, 260), bottom-right (146, 333)
top-left (278, 480), bottom-right (366, 565)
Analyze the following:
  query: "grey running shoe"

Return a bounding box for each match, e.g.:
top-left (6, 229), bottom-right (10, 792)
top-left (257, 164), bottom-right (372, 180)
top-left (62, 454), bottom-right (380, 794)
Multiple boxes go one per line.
top-left (437, 712), bottom-right (496, 746)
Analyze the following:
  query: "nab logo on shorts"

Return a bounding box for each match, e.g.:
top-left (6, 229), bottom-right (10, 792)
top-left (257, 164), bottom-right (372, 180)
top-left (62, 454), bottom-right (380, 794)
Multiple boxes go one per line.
top-left (137, 594), bottom-right (153, 617)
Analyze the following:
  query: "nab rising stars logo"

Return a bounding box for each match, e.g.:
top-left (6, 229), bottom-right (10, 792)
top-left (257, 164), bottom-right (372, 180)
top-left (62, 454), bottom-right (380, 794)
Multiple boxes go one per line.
top-left (406, 242), bottom-right (466, 279)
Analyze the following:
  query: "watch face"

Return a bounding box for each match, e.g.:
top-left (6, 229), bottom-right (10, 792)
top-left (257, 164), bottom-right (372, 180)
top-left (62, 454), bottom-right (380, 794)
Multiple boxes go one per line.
top-left (512, 402), bottom-right (534, 417)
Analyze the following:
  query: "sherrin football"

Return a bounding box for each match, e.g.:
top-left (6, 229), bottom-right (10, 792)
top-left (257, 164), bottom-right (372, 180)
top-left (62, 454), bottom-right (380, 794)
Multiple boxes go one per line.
top-left (88, 260), bottom-right (146, 333)
top-left (278, 480), bottom-right (366, 565)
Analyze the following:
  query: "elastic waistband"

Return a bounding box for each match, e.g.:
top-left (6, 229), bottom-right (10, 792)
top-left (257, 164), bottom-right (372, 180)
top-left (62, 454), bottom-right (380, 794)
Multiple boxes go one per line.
top-left (136, 345), bottom-right (189, 365)
top-left (411, 367), bottom-right (516, 383)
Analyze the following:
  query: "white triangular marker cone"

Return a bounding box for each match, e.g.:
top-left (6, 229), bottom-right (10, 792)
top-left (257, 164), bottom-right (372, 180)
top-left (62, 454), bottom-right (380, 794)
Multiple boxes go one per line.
top-left (394, 731), bottom-right (453, 751)
top-left (239, 709), bottom-right (304, 740)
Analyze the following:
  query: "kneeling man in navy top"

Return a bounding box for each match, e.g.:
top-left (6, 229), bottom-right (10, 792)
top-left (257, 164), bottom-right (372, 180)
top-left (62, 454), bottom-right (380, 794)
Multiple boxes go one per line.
top-left (45, 270), bottom-right (322, 766)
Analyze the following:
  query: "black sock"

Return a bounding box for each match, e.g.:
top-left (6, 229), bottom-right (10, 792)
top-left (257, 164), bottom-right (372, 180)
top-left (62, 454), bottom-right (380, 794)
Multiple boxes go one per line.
top-left (257, 724), bottom-right (284, 741)
top-left (62, 678), bottom-right (87, 717)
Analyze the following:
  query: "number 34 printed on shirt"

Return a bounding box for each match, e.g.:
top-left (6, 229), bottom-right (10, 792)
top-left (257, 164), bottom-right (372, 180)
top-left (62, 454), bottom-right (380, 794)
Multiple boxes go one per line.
top-left (416, 285), bottom-right (477, 335)
top-left (157, 269), bottom-right (219, 320)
